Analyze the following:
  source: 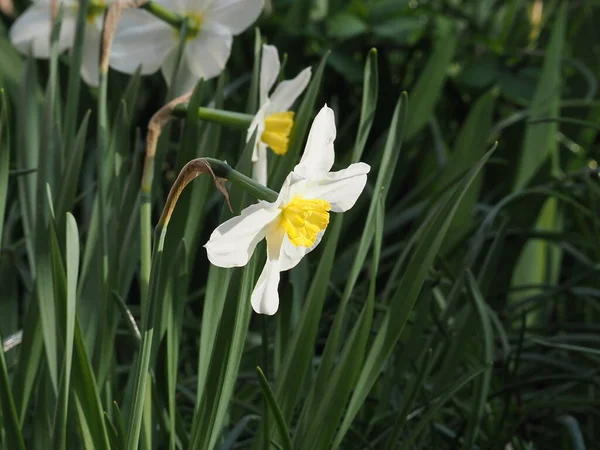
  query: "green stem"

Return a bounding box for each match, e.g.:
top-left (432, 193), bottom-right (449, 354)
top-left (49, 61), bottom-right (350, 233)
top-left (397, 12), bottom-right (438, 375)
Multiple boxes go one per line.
top-left (204, 158), bottom-right (278, 203)
top-left (172, 105), bottom-right (254, 129)
top-left (126, 225), bottom-right (167, 450)
top-left (141, 1), bottom-right (183, 28)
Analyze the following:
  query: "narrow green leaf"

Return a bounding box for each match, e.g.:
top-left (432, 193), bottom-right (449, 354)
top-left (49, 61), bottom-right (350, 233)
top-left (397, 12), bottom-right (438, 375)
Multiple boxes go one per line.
top-left (386, 349), bottom-right (434, 448)
top-left (464, 270), bottom-right (494, 449)
top-left (557, 415), bottom-right (587, 450)
top-left (439, 88), bottom-right (497, 250)
top-left (55, 112), bottom-right (90, 221)
top-left (62, 0), bottom-right (90, 160)
top-left (302, 93), bottom-right (407, 429)
top-left (302, 197), bottom-right (382, 449)
top-left (350, 48), bottom-right (378, 163)
top-left (167, 241), bottom-right (187, 450)
top-left (399, 365), bottom-right (489, 450)
top-left (514, 1), bottom-right (566, 189)
top-left (71, 321), bottom-right (112, 450)
top-left (53, 213), bottom-right (80, 450)
top-left (16, 56), bottom-right (40, 273)
top-left (337, 145), bottom-right (495, 442)
top-left (0, 90), bottom-right (9, 246)
top-left (405, 27), bottom-right (457, 140)
top-left (256, 367), bottom-right (293, 450)
top-left (0, 332), bottom-right (26, 450)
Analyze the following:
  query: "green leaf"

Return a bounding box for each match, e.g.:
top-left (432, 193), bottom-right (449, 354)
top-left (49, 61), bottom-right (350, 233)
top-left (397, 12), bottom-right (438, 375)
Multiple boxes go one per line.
top-left (0, 331), bottom-right (26, 450)
top-left (256, 367), bottom-right (293, 450)
top-left (399, 365), bottom-right (489, 450)
top-left (327, 12), bottom-right (369, 39)
top-left (514, 2), bottom-right (566, 189)
top-left (300, 93), bottom-right (407, 431)
top-left (405, 26), bottom-right (457, 140)
top-left (62, 0), bottom-right (90, 159)
top-left (55, 112), bottom-right (90, 222)
top-left (351, 48), bottom-right (379, 163)
top-left (0, 90), bottom-right (9, 247)
top-left (337, 144), bottom-right (495, 443)
top-left (301, 197), bottom-right (382, 449)
top-left (52, 213), bottom-right (80, 450)
top-left (386, 349), bottom-right (434, 448)
top-left (439, 88), bottom-right (497, 250)
top-left (464, 270), bottom-right (494, 449)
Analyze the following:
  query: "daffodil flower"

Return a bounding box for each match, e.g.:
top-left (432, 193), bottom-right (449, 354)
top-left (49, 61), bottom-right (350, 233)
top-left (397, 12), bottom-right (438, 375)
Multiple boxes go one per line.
top-left (9, 0), bottom-right (111, 86)
top-left (247, 44), bottom-right (311, 185)
top-left (109, 0), bottom-right (263, 95)
top-left (205, 105), bottom-right (370, 315)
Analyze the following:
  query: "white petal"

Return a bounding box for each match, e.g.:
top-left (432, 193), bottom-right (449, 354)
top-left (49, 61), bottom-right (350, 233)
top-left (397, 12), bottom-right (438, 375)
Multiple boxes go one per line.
top-left (294, 105), bottom-right (336, 179)
top-left (205, 0), bottom-right (264, 35)
top-left (276, 171), bottom-right (307, 206)
top-left (304, 162), bottom-right (370, 212)
top-left (168, 0), bottom-right (192, 13)
top-left (252, 143), bottom-right (268, 186)
top-left (80, 27), bottom-right (101, 86)
top-left (259, 44), bottom-right (279, 105)
top-left (278, 232), bottom-right (323, 272)
top-left (267, 67), bottom-right (311, 113)
top-left (109, 9), bottom-right (175, 75)
top-left (204, 201), bottom-right (280, 268)
top-left (251, 226), bottom-right (284, 315)
top-left (251, 257), bottom-right (280, 315)
top-left (10, 5), bottom-right (76, 58)
top-left (161, 50), bottom-right (200, 96)
top-left (184, 23), bottom-right (232, 80)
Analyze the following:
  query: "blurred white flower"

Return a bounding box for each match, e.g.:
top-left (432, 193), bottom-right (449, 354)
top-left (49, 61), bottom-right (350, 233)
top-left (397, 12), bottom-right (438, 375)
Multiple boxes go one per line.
top-left (110, 0), bottom-right (264, 95)
top-left (9, 0), bottom-right (111, 86)
top-left (205, 105), bottom-right (370, 315)
top-left (247, 44), bottom-right (311, 185)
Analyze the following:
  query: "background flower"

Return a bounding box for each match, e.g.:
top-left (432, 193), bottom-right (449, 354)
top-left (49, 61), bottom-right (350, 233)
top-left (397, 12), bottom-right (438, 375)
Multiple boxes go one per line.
top-left (247, 43), bottom-right (311, 185)
top-left (9, 0), bottom-right (111, 86)
top-left (110, 0), bottom-right (264, 95)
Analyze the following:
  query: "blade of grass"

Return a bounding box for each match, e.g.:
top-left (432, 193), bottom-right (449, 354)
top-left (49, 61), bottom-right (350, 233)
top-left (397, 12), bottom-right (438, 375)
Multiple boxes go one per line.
top-left (399, 365), bottom-right (489, 450)
top-left (0, 332), bottom-right (26, 450)
top-left (302, 197), bottom-right (383, 450)
top-left (336, 145), bottom-right (495, 443)
top-left (0, 90), bottom-right (8, 246)
top-left (405, 26), bottom-right (457, 140)
top-left (52, 213), bottom-right (80, 450)
top-left (464, 270), bottom-right (494, 449)
top-left (514, 1), bottom-right (566, 189)
top-left (298, 93), bottom-right (407, 433)
top-left (256, 367), bottom-right (293, 450)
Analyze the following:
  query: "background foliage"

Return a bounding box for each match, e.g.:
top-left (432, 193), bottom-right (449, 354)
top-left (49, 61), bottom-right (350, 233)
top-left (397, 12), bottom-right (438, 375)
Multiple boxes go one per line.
top-left (1, 0), bottom-right (599, 449)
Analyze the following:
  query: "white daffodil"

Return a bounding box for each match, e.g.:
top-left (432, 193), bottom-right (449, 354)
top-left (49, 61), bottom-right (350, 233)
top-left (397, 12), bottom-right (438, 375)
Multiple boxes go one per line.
top-left (9, 0), bottom-right (111, 86)
top-left (246, 44), bottom-right (311, 185)
top-left (205, 105), bottom-right (370, 315)
top-left (109, 0), bottom-right (264, 95)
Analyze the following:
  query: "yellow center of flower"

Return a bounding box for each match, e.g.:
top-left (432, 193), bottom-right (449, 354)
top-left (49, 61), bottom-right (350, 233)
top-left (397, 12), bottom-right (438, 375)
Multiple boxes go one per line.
top-left (261, 112), bottom-right (295, 155)
top-left (86, 1), bottom-right (106, 23)
top-left (280, 196), bottom-right (331, 247)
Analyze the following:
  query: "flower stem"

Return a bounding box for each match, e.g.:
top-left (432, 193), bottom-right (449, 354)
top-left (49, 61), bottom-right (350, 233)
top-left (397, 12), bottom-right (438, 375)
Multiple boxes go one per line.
top-left (204, 158), bottom-right (278, 203)
top-left (172, 105), bottom-right (254, 129)
top-left (141, 1), bottom-right (183, 28)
